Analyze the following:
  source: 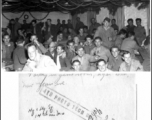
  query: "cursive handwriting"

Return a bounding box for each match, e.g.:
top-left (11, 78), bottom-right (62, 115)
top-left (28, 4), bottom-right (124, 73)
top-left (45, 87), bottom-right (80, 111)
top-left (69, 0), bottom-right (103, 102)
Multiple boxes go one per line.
top-left (89, 108), bottom-right (115, 120)
top-left (28, 104), bottom-right (64, 118)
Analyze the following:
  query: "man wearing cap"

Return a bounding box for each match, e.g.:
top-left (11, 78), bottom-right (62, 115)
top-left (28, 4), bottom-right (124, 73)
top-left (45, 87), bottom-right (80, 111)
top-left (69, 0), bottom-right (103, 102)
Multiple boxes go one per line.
top-left (13, 38), bottom-right (27, 71)
top-left (94, 17), bottom-right (116, 48)
top-left (72, 45), bottom-right (98, 71)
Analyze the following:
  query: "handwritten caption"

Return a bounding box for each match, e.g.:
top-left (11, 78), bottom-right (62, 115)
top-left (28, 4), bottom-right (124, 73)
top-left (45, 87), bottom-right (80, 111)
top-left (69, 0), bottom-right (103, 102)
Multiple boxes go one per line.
top-left (28, 104), bottom-right (64, 118)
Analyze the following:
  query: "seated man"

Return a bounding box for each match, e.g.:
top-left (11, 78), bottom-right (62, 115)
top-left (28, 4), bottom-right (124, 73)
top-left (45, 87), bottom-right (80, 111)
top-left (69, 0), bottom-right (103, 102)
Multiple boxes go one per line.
top-left (72, 45), bottom-right (98, 71)
top-left (56, 44), bottom-right (71, 71)
top-left (13, 38), bottom-right (27, 71)
top-left (2, 34), bottom-right (14, 62)
top-left (90, 37), bottom-right (112, 62)
top-left (27, 34), bottom-right (48, 54)
top-left (114, 29), bottom-right (127, 49)
top-left (73, 36), bottom-right (83, 49)
top-left (120, 31), bottom-right (139, 59)
top-left (45, 41), bottom-right (57, 64)
top-left (108, 46), bottom-right (123, 71)
top-left (119, 51), bottom-right (143, 71)
top-left (96, 59), bottom-right (113, 72)
top-left (84, 34), bottom-right (95, 54)
top-left (22, 43), bottom-right (59, 72)
top-left (66, 40), bottom-right (76, 63)
top-left (69, 60), bottom-right (81, 72)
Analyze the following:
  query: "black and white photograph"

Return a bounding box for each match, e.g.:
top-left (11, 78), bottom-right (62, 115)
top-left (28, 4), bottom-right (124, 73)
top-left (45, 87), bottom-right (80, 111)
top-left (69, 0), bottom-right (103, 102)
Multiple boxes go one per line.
top-left (1, 0), bottom-right (151, 72)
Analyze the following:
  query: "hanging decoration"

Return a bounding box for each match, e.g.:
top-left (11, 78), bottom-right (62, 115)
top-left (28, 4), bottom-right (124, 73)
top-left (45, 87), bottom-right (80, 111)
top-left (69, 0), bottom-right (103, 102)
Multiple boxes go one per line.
top-left (2, 0), bottom-right (150, 16)
top-left (24, 14), bottom-right (29, 20)
top-left (2, 11), bottom-right (25, 20)
top-left (29, 11), bottom-right (50, 21)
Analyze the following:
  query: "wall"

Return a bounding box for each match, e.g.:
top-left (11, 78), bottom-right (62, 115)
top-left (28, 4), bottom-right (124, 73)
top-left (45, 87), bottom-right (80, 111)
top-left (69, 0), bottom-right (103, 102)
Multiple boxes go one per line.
top-left (96, 8), bottom-right (109, 24)
top-left (2, 12), bottom-right (71, 28)
top-left (124, 4), bottom-right (148, 35)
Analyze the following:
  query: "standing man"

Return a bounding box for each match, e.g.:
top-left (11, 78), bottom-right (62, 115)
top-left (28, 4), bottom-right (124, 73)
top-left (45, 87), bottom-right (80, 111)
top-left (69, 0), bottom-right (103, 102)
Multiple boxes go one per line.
top-left (30, 20), bottom-right (43, 43)
top-left (125, 18), bottom-right (136, 34)
top-left (94, 17), bottom-right (116, 48)
top-left (89, 18), bottom-right (100, 34)
top-left (134, 18), bottom-right (146, 46)
top-left (13, 38), bottom-right (27, 71)
top-left (75, 17), bottom-right (84, 33)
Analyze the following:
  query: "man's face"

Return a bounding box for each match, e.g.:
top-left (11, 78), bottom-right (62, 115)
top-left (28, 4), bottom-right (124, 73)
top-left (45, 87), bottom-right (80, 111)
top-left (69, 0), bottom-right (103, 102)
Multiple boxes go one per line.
top-left (77, 48), bottom-right (85, 57)
top-left (49, 43), bottom-right (56, 53)
top-left (123, 53), bottom-right (132, 64)
top-left (57, 19), bottom-right (60, 23)
top-left (68, 35), bottom-right (72, 40)
top-left (3, 35), bottom-right (10, 44)
top-left (79, 28), bottom-right (83, 34)
top-left (28, 46), bottom-right (37, 61)
top-left (32, 22), bottom-right (36, 26)
top-left (128, 21), bottom-right (133, 26)
top-left (68, 42), bottom-right (74, 50)
top-left (91, 18), bottom-right (95, 24)
top-left (59, 33), bottom-right (63, 39)
top-left (136, 20), bottom-right (141, 26)
top-left (57, 46), bottom-right (64, 55)
top-left (98, 61), bottom-right (107, 72)
top-left (47, 20), bottom-right (51, 25)
top-left (68, 20), bottom-right (71, 24)
top-left (120, 34), bottom-right (126, 39)
top-left (95, 39), bottom-right (102, 47)
top-left (104, 21), bottom-right (110, 27)
top-left (73, 62), bottom-right (81, 71)
top-left (111, 48), bottom-right (119, 58)
top-left (74, 37), bottom-right (79, 44)
top-left (111, 20), bottom-right (115, 25)
top-left (86, 37), bottom-right (92, 44)
top-left (30, 35), bottom-right (37, 42)
top-left (11, 20), bottom-right (15, 24)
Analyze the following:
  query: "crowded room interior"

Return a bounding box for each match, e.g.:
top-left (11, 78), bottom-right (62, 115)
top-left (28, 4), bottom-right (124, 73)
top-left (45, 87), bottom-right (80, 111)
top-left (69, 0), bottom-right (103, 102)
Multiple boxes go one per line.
top-left (1, 0), bottom-right (150, 72)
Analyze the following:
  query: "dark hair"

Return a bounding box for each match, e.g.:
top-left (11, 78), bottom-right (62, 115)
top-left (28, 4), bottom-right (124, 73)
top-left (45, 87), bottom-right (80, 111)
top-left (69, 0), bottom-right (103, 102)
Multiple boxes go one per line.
top-left (118, 29), bottom-right (127, 35)
top-left (32, 20), bottom-right (37, 24)
top-left (31, 34), bottom-right (37, 38)
top-left (104, 17), bottom-right (110, 22)
top-left (67, 40), bottom-right (74, 46)
top-left (112, 19), bottom-right (116, 22)
top-left (47, 19), bottom-right (52, 21)
top-left (16, 38), bottom-right (25, 44)
top-left (85, 34), bottom-right (93, 40)
top-left (97, 59), bottom-right (107, 66)
top-left (26, 43), bottom-right (37, 50)
top-left (72, 60), bottom-right (81, 65)
top-left (127, 18), bottom-right (133, 23)
top-left (83, 26), bottom-right (88, 29)
top-left (57, 31), bottom-right (63, 35)
top-left (3, 34), bottom-right (10, 38)
top-left (128, 31), bottom-right (135, 36)
top-left (110, 46), bottom-right (120, 52)
top-left (57, 44), bottom-right (65, 50)
top-left (136, 18), bottom-right (142, 22)
top-left (94, 36), bottom-right (102, 42)
top-left (121, 50), bottom-right (130, 57)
